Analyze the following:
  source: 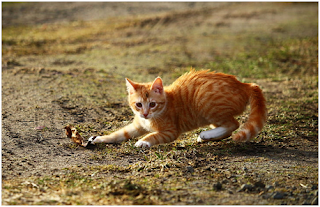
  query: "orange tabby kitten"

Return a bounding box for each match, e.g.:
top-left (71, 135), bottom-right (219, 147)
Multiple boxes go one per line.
top-left (88, 70), bottom-right (267, 147)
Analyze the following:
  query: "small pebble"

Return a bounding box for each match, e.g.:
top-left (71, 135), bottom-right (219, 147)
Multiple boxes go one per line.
top-left (272, 191), bottom-right (284, 199)
top-left (238, 184), bottom-right (253, 192)
top-left (254, 181), bottom-right (266, 189)
top-left (213, 182), bottom-right (222, 191)
top-left (186, 166), bottom-right (194, 173)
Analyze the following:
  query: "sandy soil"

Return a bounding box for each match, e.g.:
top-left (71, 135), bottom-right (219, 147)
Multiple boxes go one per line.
top-left (2, 2), bottom-right (318, 205)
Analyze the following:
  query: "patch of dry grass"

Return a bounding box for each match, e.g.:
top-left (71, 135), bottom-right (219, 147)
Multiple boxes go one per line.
top-left (2, 2), bottom-right (318, 205)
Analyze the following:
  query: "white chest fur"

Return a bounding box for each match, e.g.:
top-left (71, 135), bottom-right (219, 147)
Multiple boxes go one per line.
top-left (138, 116), bottom-right (153, 132)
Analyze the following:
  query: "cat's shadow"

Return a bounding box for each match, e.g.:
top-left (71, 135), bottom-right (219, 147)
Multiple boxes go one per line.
top-left (82, 139), bottom-right (316, 164)
top-left (196, 140), bottom-right (317, 163)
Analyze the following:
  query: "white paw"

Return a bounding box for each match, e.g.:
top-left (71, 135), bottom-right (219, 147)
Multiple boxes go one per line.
top-left (134, 140), bottom-right (151, 148)
top-left (199, 131), bottom-right (210, 139)
top-left (200, 127), bottom-right (227, 140)
top-left (88, 136), bottom-right (101, 144)
top-left (197, 136), bottom-right (204, 143)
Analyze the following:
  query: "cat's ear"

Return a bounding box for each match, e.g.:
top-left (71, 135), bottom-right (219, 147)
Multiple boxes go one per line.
top-left (151, 77), bottom-right (163, 94)
top-left (126, 78), bottom-right (138, 95)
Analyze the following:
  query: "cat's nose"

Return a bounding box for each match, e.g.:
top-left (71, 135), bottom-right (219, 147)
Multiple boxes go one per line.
top-left (143, 113), bottom-right (148, 118)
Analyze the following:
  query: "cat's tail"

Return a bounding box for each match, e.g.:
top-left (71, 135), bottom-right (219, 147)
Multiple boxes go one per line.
top-left (232, 83), bottom-right (267, 142)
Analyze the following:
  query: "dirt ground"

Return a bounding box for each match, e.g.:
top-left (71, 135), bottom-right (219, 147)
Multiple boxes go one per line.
top-left (2, 2), bottom-right (318, 205)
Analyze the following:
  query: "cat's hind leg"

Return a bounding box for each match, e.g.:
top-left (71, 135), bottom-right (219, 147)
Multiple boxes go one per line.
top-left (198, 127), bottom-right (231, 141)
top-left (197, 118), bottom-right (239, 142)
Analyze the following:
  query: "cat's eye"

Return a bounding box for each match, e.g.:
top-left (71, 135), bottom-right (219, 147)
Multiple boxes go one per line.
top-left (136, 102), bottom-right (142, 108)
top-left (149, 102), bottom-right (156, 108)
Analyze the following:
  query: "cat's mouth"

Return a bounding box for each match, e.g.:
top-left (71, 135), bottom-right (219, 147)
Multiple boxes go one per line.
top-left (140, 114), bottom-right (152, 119)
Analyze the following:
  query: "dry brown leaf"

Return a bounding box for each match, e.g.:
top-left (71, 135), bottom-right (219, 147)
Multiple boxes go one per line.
top-left (65, 125), bottom-right (84, 146)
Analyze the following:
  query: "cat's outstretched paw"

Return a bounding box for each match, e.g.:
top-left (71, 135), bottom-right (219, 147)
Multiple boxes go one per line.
top-left (135, 140), bottom-right (151, 148)
top-left (87, 136), bottom-right (100, 144)
top-left (82, 136), bottom-right (98, 149)
top-left (88, 136), bottom-right (96, 143)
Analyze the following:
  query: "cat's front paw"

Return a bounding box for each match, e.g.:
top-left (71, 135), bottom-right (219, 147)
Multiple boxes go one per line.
top-left (88, 136), bottom-right (100, 144)
top-left (135, 140), bottom-right (152, 148)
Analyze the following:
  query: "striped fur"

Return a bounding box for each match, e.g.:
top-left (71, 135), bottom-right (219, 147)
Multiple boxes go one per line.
top-left (89, 69), bottom-right (267, 147)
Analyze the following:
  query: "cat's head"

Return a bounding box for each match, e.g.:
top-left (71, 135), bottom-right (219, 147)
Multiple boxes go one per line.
top-left (126, 77), bottom-right (166, 119)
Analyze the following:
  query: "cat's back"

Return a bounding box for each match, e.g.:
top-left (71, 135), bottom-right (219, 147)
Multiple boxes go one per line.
top-left (166, 70), bottom-right (250, 118)
top-left (166, 69), bottom-right (247, 93)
